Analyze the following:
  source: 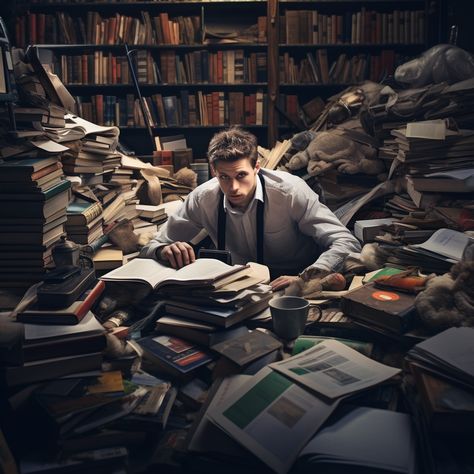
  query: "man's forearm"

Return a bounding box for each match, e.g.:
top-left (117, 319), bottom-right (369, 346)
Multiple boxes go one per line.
top-left (138, 239), bottom-right (166, 260)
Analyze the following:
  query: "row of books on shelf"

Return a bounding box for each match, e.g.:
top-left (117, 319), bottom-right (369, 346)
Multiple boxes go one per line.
top-left (280, 49), bottom-right (400, 85)
top-left (75, 90), bottom-right (299, 128)
top-left (17, 11), bottom-right (203, 47)
top-left (18, 8), bottom-right (424, 48)
top-left (18, 11), bottom-right (267, 47)
top-left (53, 49), bottom-right (267, 86)
top-left (281, 8), bottom-right (425, 45)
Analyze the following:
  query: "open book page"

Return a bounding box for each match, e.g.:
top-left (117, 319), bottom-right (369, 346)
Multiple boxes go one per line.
top-left (425, 167), bottom-right (474, 179)
top-left (207, 366), bottom-right (339, 474)
top-left (299, 406), bottom-right (416, 473)
top-left (100, 258), bottom-right (247, 290)
top-left (64, 113), bottom-right (119, 137)
top-left (269, 340), bottom-right (400, 400)
top-left (409, 228), bottom-right (472, 261)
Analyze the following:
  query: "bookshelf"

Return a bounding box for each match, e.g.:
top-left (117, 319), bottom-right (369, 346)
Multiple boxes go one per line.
top-left (13, 0), bottom-right (433, 156)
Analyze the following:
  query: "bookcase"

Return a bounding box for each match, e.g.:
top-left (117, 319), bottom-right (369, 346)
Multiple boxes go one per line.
top-left (277, 0), bottom-right (429, 124)
top-left (12, 0), bottom-right (433, 157)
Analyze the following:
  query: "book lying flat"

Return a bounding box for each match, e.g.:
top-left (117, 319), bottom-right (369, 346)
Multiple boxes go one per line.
top-left (340, 282), bottom-right (417, 333)
top-left (296, 406), bottom-right (417, 474)
top-left (211, 330), bottom-right (282, 367)
top-left (164, 292), bottom-right (272, 328)
top-left (100, 258), bottom-right (248, 292)
top-left (155, 315), bottom-right (249, 347)
top-left (17, 280), bottom-right (105, 325)
top-left (137, 335), bottom-right (214, 378)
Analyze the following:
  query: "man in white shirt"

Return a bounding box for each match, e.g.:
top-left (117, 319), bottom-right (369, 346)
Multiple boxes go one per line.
top-left (139, 127), bottom-right (361, 290)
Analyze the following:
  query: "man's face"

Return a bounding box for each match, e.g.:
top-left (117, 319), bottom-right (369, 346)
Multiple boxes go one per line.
top-left (212, 158), bottom-right (260, 209)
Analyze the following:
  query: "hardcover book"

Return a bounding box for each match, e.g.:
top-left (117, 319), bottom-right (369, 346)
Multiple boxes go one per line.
top-left (155, 315), bottom-right (249, 347)
top-left (137, 335), bottom-right (213, 378)
top-left (164, 291), bottom-right (272, 328)
top-left (340, 282), bottom-right (417, 333)
top-left (17, 280), bottom-right (105, 325)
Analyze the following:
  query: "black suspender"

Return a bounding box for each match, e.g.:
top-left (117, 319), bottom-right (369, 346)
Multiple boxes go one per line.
top-left (217, 172), bottom-right (266, 264)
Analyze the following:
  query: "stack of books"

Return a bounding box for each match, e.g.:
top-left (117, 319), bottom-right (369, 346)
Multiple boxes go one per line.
top-left (0, 311), bottom-right (106, 389)
top-left (385, 228), bottom-right (472, 274)
top-left (162, 280), bottom-right (272, 329)
top-left (66, 200), bottom-right (104, 245)
top-left (100, 257), bottom-right (258, 298)
top-left (406, 327), bottom-right (474, 434)
top-left (60, 114), bottom-right (121, 176)
top-left (0, 157), bottom-right (70, 287)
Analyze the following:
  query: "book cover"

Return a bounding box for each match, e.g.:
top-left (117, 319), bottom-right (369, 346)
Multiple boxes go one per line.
top-left (164, 292), bottom-right (271, 328)
top-left (17, 280), bottom-right (105, 325)
top-left (155, 315), bottom-right (249, 347)
top-left (211, 330), bottom-right (281, 367)
top-left (138, 335), bottom-right (213, 376)
top-left (340, 282), bottom-right (417, 333)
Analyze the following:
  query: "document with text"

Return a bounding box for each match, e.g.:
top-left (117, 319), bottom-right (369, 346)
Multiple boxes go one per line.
top-left (269, 339), bottom-right (400, 399)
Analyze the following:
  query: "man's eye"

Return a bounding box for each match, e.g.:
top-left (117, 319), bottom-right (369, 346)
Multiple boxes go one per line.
top-left (237, 173), bottom-right (247, 179)
top-left (219, 175), bottom-right (229, 180)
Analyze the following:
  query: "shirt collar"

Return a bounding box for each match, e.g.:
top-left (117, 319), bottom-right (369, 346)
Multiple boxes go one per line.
top-left (223, 171), bottom-right (264, 213)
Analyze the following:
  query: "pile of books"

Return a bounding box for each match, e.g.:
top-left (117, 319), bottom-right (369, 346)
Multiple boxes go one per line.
top-left (60, 113), bottom-right (121, 176)
top-left (0, 156), bottom-right (70, 287)
top-left (406, 327), bottom-right (474, 434)
top-left (0, 309), bottom-right (106, 389)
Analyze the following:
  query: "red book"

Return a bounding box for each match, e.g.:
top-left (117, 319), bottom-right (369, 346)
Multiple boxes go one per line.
top-left (153, 150), bottom-right (173, 166)
top-left (17, 280), bottom-right (106, 325)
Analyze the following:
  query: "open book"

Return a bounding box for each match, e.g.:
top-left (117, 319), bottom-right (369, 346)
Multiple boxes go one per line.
top-left (100, 258), bottom-right (248, 292)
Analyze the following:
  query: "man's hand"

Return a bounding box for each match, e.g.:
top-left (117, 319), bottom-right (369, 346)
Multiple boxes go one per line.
top-left (160, 242), bottom-right (196, 269)
top-left (270, 275), bottom-right (301, 292)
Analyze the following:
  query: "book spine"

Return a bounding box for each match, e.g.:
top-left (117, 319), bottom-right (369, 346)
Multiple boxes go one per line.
top-left (76, 280), bottom-right (106, 319)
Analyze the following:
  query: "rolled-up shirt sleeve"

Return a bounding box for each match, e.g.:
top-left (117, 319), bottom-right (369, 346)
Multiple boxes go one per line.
top-left (292, 180), bottom-right (361, 273)
top-left (138, 191), bottom-right (206, 260)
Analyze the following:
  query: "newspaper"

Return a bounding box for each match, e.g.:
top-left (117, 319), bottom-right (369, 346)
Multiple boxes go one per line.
top-left (269, 340), bottom-right (400, 399)
top-left (207, 367), bottom-right (339, 474)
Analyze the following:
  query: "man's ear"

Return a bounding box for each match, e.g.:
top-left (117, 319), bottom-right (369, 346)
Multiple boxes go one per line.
top-left (254, 161), bottom-right (261, 173)
top-left (210, 166), bottom-right (217, 177)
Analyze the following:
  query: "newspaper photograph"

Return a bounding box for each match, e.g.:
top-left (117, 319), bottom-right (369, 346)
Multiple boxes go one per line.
top-left (269, 339), bottom-right (400, 399)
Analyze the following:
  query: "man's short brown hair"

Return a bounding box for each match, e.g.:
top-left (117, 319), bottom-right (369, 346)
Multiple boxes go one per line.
top-left (207, 126), bottom-right (258, 168)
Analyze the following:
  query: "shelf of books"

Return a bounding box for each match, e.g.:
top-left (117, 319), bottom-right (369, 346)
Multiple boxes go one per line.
top-left (13, 0), bottom-right (430, 154)
top-left (276, 0), bottom-right (427, 120)
top-left (15, 0), bottom-right (273, 155)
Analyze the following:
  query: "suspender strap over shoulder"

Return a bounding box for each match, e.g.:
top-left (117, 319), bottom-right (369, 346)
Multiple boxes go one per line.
top-left (218, 172), bottom-right (266, 264)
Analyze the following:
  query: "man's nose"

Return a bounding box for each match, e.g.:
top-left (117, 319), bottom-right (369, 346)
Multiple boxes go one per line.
top-left (229, 179), bottom-right (239, 191)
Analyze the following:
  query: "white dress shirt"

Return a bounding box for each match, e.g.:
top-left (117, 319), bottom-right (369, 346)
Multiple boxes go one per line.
top-left (139, 168), bottom-right (361, 276)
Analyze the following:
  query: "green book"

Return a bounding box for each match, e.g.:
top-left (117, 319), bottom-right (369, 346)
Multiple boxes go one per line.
top-left (292, 335), bottom-right (374, 358)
